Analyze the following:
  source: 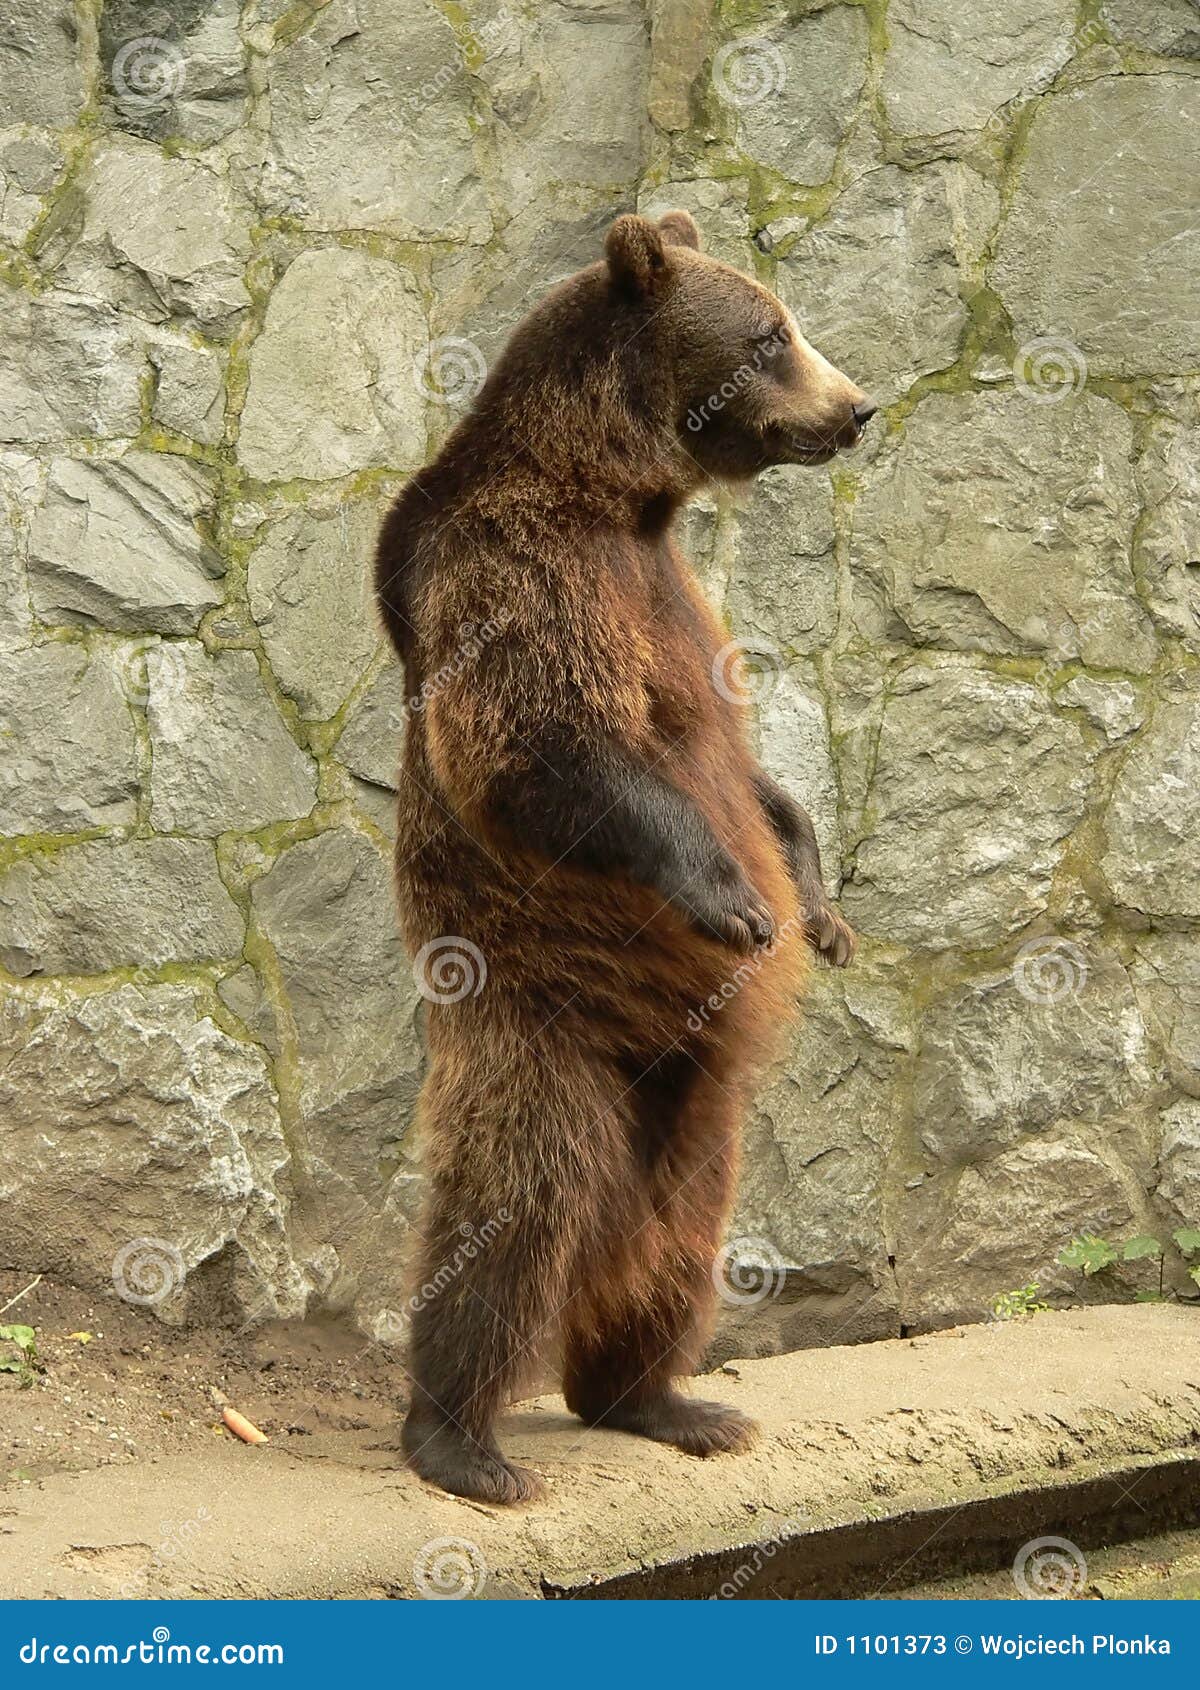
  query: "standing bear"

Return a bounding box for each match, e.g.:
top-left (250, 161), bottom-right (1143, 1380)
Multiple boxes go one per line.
top-left (374, 210), bottom-right (873, 1504)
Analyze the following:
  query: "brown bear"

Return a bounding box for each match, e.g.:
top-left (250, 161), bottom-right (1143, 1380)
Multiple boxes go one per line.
top-left (374, 210), bottom-right (872, 1505)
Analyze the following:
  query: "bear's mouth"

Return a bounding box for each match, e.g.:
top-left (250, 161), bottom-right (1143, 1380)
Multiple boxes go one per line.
top-left (762, 421), bottom-right (850, 467)
top-left (778, 438), bottom-right (840, 466)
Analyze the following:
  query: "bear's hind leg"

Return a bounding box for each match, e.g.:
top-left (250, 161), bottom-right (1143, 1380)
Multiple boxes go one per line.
top-left (563, 1055), bottom-right (757, 1458)
top-left (563, 1297), bottom-right (758, 1458)
top-left (401, 1183), bottom-right (552, 1505)
top-left (402, 1042), bottom-right (625, 1504)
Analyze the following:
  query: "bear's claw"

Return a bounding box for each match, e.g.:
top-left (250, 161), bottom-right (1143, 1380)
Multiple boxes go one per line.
top-left (805, 900), bottom-right (857, 967)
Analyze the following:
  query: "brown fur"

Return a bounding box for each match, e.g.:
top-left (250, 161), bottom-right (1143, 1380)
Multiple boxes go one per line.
top-left (374, 211), bottom-right (870, 1504)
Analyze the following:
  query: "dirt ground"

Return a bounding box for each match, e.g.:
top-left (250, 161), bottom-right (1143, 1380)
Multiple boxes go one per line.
top-left (0, 1269), bottom-right (409, 1485)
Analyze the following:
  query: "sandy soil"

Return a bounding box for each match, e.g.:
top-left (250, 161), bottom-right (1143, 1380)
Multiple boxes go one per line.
top-left (0, 1269), bottom-right (408, 1485)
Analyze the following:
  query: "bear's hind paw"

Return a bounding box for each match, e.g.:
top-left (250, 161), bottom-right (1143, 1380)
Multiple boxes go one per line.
top-left (403, 1417), bottom-right (545, 1505)
top-left (593, 1393), bottom-right (759, 1458)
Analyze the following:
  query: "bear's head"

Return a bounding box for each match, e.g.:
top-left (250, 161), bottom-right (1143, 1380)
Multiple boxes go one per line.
top-left (605, 210), bottom-right (874, 479)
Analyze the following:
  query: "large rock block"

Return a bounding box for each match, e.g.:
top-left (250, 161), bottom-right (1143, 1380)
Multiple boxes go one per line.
top-left (0, 838), bottom-right (243, 977)
top-left (883, 0), bottom-right (1077, 145)
top-left (0, 291), bottom-right (146, 445)
top-left (1155, 1099), bottom-right (1200, 1231)
top-left (1100, 0), bottom-right (1200, 58)
top-left (778, 165), bottom-right (968, 404)
top-left (334, 664), bottom-right (407, 791)
top-left (648, 0), bottom-right (715, 131)
top-left (1057, 675), bottom-right (1143, 742)
top-left (1133, 388), bottom-right (1200, 654)
top-left (260, 0), bottom-right (486, 240)
top-left (724, 467), bottom-right (836, 658)
top-left (0, 985), bottom-right (306, 1325)
top-left (0, 132), bottom-right (66, 245)
top-left (28, 453), bottom-right (223, 635)
top-left (146, 645), bottom-right (317, 835)
top-left (756, 673), bottom-right (842, 891)
top-left (851, 392), bottom-right (1153, 669)
top-left (728, 969), bottom-right (908, 1352)
top-left (0, 536), bottom-right (28, 655)
top-left (250, 829), bottom-right (423, 1280)
top-left (48, 139), bottom-right (251, 332)
top-left (1132, 934), bottom-right (1200, 1097)
top-left (238, 249), bottom-right (427, 483)
top-left (899, 1135), bottom-right (1140, 1329)
top-left (914, 951), bottom-right (1152, 1168)
top-left (148, 338), bottom-right (226, 447)
top-left (726, 6), bottom-right (868, 185)
top-left (1102, 684), bottom-right (1200, 917)
top-left (994, 76), bottom-right (1200, 375)
top-left (842, 666), bottom-right (1091, 949)
top-left (0, 453), bottom-right (35, 654)
top-left (0, 3), bottom-right (84, 128)
top-left (99, 0), bottom-right (248, 145)
top-left (0, 644), bottom-right (138, 835)
top-left (251, 829), bottom-right (422, 1141)
top-left (247, 500), bottom-right (381, 721)
top-left (476, 0), bottom-right (649, 215)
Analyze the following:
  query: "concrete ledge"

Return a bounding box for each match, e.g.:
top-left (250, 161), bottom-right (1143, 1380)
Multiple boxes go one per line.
top-left (2, 1306), bottom-right (1198, 1599)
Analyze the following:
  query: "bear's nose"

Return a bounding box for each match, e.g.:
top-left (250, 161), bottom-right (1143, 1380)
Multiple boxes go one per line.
top-left (852, 400), bottom-right (878, 429)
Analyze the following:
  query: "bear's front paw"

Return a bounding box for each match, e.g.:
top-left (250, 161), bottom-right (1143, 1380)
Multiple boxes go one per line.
top-left (677, 867), bottom-right (776, 953)
top-left (803, 894), bottom-right (856, 968)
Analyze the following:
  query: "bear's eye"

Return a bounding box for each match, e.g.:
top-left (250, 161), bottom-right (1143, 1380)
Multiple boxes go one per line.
top-left (753, 327), bottom-right (788, 358)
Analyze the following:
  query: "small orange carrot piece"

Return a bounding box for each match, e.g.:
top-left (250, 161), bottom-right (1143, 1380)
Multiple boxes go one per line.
top-left (222, 1406), bottom-right (268, 1445)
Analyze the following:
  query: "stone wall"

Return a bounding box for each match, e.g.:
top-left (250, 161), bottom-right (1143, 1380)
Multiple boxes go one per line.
top-left (1, 0), bottom-right (1198, 1349)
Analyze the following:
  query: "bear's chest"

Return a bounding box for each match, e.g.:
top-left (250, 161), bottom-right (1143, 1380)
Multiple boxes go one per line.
top-left (641, 545), bottom-right (740, 750)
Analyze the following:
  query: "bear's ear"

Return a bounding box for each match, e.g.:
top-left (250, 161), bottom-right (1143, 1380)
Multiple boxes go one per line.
top-left (605, 214), bottom-right (668, 298)
top-left (658, 210), bottom-right (702, 252)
